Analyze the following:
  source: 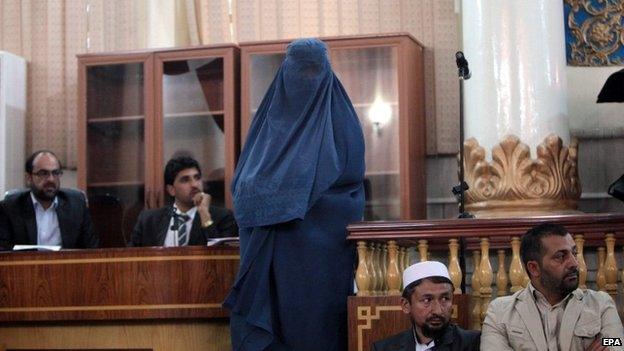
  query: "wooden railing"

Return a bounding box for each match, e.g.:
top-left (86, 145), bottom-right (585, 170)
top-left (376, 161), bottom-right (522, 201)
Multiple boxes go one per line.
top-left (347, 213), bottom-right (624, 330)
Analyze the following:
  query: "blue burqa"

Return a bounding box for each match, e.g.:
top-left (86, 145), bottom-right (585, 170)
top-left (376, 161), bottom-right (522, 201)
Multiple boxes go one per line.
top-left (224, 38), bottom-right (365, 351)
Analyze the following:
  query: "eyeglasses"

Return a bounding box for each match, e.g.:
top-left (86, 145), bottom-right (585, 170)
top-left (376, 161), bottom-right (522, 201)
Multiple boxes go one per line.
top-left (32, 169), bottom-right (63, 179)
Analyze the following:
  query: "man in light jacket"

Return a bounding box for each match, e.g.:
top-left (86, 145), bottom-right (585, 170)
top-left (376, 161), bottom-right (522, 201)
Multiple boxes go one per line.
top-left (481, 223), bottom-right (624, 351)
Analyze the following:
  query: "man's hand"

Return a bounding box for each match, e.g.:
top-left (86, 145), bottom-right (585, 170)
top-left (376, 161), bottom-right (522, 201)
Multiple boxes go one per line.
top-left (194, 192), bottom-right (213, 227)
top-left (585, 337), bottom-right (608, 351)
top-left (193, 192), bottom-right (211, 211)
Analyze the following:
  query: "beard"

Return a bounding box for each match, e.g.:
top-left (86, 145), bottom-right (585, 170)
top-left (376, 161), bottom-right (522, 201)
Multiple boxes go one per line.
top-left (540, 266), bottom-right (579, 297)
top-left (31, 183), bottom-right (58, 202)
top-left (414, 314), bottom-right (451, 341)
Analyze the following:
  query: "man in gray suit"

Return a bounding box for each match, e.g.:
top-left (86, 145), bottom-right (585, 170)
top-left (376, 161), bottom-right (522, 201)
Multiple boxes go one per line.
top-left (481, 223), bottom-right (624, 351)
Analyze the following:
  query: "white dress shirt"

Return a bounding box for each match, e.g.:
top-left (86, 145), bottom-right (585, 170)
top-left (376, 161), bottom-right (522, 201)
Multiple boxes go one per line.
top-left (164, 205), bottom-right (197, 247)
top-left (413, 328), bottom-right (435, 351)
top-left (30, 192), bottom-right (61, 246)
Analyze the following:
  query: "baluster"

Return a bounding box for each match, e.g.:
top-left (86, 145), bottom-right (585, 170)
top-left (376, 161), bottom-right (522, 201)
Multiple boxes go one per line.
top-left (398, 247), bottom-right (405, 274)
top-left (471, 250), bottom-right (482, 330)
top-left (355, 241), bottom-right (371, 296)
top-left (418, 240), bottom-right (428, 262)
top-left (522, 271), bottom-right (530, 287)
top-left (366, 243), bottom-right (378, 295)
top-left (404, 247), bottom-right (411, 270)
top-left (597, 247), bottom-right (607, 292)
top-left (574, 234), bottom-right (587, 289)
top-left (497, 249), bottom-right (508, 296)
top-left (381, 244), bottom-right (388, 293)
top-left (604, 234), bottom-right (618, 299)
top-left (448, 239), bottom-right (462, 294)
top-left (479, 238), bottom-right (493, 324)
top-left (374, 244), bottom-right (384, 294)
top-left (509, 237), bottom-right (525, 293)
top-left (387, 241), bottom-right (401, 295)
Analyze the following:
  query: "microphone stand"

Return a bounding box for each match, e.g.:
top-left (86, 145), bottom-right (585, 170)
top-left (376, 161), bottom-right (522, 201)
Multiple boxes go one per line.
top-left (454, 52), bottom-right (474, 219)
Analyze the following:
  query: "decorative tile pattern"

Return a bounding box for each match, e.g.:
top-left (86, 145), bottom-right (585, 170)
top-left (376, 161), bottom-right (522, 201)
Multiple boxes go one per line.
top-left (565, 0), bottom-right (624, 66)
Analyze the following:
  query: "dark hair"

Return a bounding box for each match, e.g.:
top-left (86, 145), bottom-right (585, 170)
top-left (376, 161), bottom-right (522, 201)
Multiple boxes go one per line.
top-left (164, 156), bottom-right (201, 186)
top-left (520, 223), bottom-right (569, 277)
top-left (25, 150), bottom-right (62, 173)
top-left (402, 276), bottom-right (453, 302)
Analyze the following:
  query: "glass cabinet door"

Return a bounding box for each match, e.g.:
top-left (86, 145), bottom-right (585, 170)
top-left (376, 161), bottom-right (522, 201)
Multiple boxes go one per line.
top-left (160, 57), bottom-right (227, 207)
top-left (244, 47), bottom-right (400, 220)
top-left (331, 47), bottom-right (400, 220)
top-left (85, 62), bottom-right (146, 245)
top-left (248, 53), bottom-right (285, 123)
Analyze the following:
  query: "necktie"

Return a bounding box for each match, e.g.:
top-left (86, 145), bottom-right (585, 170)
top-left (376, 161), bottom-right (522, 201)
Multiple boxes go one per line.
top-left (175, 213), bottom-right (191, 246)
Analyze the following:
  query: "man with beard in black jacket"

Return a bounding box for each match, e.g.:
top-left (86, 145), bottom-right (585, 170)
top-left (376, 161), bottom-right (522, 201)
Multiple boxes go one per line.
top-left (372, 261), bottom-right (480, 351)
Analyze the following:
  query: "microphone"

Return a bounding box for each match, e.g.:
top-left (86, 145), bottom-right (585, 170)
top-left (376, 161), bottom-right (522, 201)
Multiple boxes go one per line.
top-left (455, 51), bottom-right (471, 80)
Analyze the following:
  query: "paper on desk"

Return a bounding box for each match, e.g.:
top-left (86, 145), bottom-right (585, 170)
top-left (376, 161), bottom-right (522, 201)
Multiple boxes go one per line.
top-left (206, 237), bottom-right (239, 247)
top-left (13, 245), bottom-right (61, 251)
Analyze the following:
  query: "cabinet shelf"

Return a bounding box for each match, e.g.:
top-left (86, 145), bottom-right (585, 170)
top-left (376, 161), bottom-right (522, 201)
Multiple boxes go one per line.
top-left (88, 181), bottom-right (145, 187)
top-left (164, 110), bottom-right (224, 119)
top-left (87, 115), bottom-right (145, 123)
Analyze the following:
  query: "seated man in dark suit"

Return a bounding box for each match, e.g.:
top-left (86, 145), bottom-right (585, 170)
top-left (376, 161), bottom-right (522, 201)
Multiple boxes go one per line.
top-left (0, 150), bottom-right (98, 250)
top-left (372, 261), bottom-right (480, 351)
top-left (129, 156), bottom-right (237, 247)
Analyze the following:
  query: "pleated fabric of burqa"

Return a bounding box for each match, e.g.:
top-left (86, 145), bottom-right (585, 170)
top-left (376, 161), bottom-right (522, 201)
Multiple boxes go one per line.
top-left (224, 38), bottom-right (365, 351)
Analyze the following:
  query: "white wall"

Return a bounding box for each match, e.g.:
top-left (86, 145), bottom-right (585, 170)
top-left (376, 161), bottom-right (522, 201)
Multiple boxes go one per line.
top-left (567, 66), bottom-right (624, 138)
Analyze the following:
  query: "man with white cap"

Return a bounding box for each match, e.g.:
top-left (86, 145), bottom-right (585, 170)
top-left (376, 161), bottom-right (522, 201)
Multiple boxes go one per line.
top-left (372, 261), bottom-right (480, 351)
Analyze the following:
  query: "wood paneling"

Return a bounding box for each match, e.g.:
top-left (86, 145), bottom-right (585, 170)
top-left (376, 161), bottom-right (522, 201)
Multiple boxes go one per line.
top-left (0, 320), bottom-right (230, 351)
top-left (0, 247), bottom-right (239, 321)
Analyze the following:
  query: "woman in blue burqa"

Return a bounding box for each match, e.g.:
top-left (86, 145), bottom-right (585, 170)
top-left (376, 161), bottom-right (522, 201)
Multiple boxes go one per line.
top-left (224, 38), bottom-right (365, 351)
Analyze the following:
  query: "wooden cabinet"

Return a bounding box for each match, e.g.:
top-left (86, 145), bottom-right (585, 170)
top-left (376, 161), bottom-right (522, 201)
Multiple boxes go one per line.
top-left (77, 45), bottom-right (239, 245)
top-left (240, 34), bottom-right (426, 220)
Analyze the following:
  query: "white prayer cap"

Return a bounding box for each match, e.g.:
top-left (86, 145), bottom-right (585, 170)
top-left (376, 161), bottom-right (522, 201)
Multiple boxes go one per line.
top-left (403, 261), bottom-right (451, 288)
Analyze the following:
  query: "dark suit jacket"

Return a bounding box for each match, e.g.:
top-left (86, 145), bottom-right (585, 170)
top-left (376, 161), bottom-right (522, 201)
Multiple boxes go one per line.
top-left (128, 205), bottom-right (238, 247)
top-left (372, 324), bottom-right (480, 351)
top-left (0, 189), bottom-right (99, 250)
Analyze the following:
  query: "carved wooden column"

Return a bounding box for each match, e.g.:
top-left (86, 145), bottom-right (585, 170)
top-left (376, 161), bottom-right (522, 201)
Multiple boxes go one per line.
top-left (375, 244), bottom-right (384, 294)
top-left (448, 239), bottom-right (462, 294)
top-left (574, 234), bottom-right (587, 289)
top-left (403, 247), bottom-right (410, 271)
top-left (367, 244), bottom-right (378, 295)
top-left (386, 241), bottom-right (401, 295)
top-left (597, 247), bottom-right (607, 292)
top-left (496, 249), bottom-right (508, 296)
top-left (471, 250), bottom-right (482, 330)
top-left (479, 238), bottom-right (493, 323)
top-left (418, 240), bottom-right (428, 262)
top-left (381, 244), bottom-right (388, 292)
top-left (604, 234), bottom-right (618, 299)
top-left (398, 247), bottom-right (406, 276)
top-left (356, 241), bottom-right (371, 296)
top-left (509, 237), bottom-right (525, 293)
